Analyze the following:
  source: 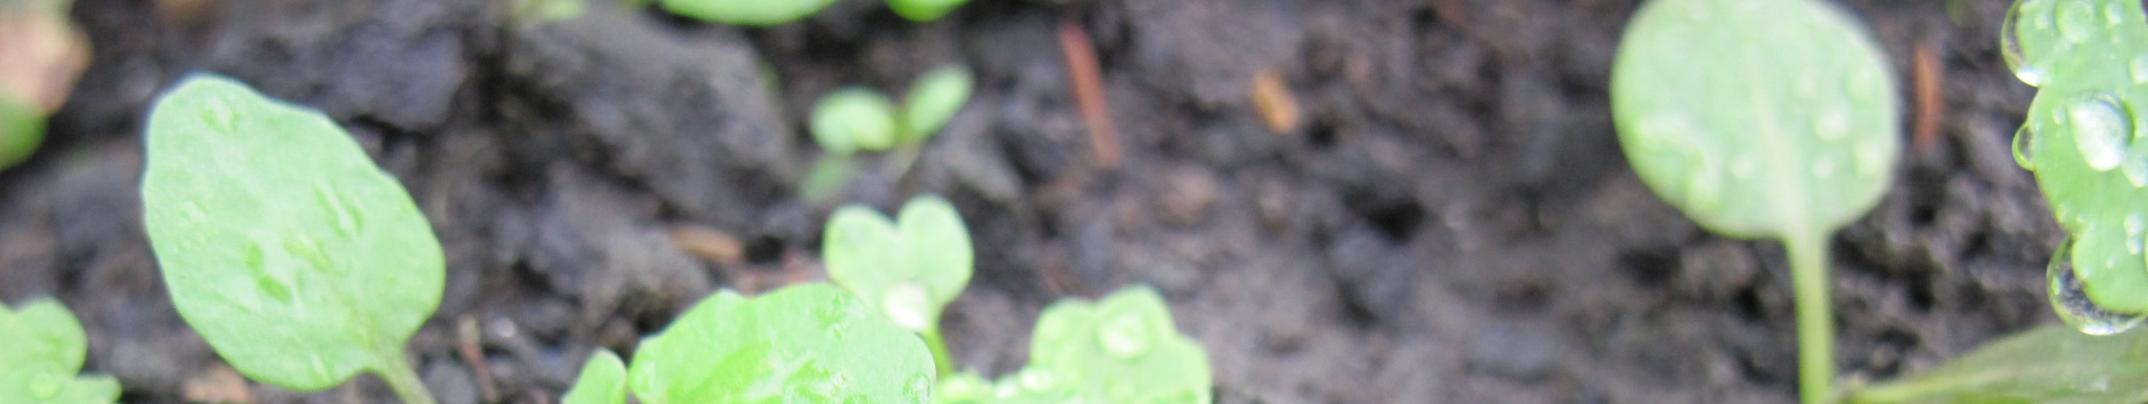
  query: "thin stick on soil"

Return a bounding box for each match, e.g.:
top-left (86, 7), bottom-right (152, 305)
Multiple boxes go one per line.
top-left (1058, 18), bottom-right (1121, 169)
top-left (1911, 39), bottom-right (1943, 155)
top-left (455, 316), bottom-right (499, 403)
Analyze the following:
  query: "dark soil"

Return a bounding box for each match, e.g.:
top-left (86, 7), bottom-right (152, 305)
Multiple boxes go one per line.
top-left (0, 0), bottom-right (2059, 402)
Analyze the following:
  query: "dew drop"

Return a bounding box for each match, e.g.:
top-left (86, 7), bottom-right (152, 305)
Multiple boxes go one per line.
top-left (2104, 1), bottom-right (2130, 26)
top-left (1853, 143), bottom-right (1890, 179)
top-left (881, 283), bottom-right (932, 331)
top-left (905, 375), bottom-right (932, 403)
top-left (314, 182), bottom-right (362, 237)
top-left (2125, 154), bottom-right (2148, 187)
top-left (2132, 55), bottom-right (2148, 84)
top-left (1097, 312), bottom-right (1152, 358)
top-left (2001, 0), bottom-right (2048, 87)
top-left (2067, 95), bottom-right (2133, 171)
top-left (2014, 126), bottom-right (2039, 170)
top-left (1814, 107), bottom-right (1851, 142)
top-left (2057, 1), bottom-right (2099, 44)
top-left (1017, 367), bottom-right (1055, 391)
top-left (245, 236), bottom-right (296, 304)
top-left (1811, 156), bottom-right (1839, 179)
top-left (2048, 237), bottom-right (2147, 335)
top-left (1683, 154), bottom-right (1724, 212)
top-left (2128, 214), bottom-right (2145, 255)
top-left (202, 96), bottom-right (238, 132)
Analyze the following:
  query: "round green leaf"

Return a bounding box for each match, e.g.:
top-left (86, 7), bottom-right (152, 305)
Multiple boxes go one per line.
top-left (2004, 0), bottom-right (2148, 313)
top-left (812, 87), bottom-right (900, 155)
top-left (625, 284), bottom-right (935, 403)
top-left (563, 349), bottom-right (626, 404)
top-left (1610, 0), bottom-right (1899, 240)
top-left (657, 0), bottom-right (836, 26)
top-left (900, 65), bottom-right (974, 142)
top-left (1, 299), bottom-right (121, 403)
top-left (140, 75), bottom-right (445, 391)
top-left (824, 195), bottom-right (973, 333)
top-left (887, 0), bottom-right (966, 21)
top-left (1019, 286), bottom-right (1211, 403)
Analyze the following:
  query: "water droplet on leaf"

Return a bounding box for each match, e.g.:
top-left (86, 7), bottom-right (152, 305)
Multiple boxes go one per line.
top-left (314, 182), bottom-right (362, 237)
top-left (1097, 312), bottom-right (1152, 358)
top-left (2049, 237), bottom-right (2147, 335)
top-left (2132, 55), bottom-right (2148, 84)
top-left (1814, 107), bottom-right (1851, 142)
top-left (2057, 1), bottom-right (2099, 44)
top-left (2014, 126), bottom-right (2039, 170)
top-left (2067, 94), bottom-right (2133, 171)
top-left (881, 283), bottom-right (932, 331)
top-left (202, 96), bottom-right (238, 132)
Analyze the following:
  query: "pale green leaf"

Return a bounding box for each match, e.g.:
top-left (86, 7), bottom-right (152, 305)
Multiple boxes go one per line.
top-left (1019, 286), bottom-right (1212, 403)
top-left (900, 65), bottom-right (973, 142)
top-left (625, 283), bottom-right (935, 403)
top-left (825, 195), bottom-right (973, 333)
top-left (887, 0), bottom-right (967, 21)
top-left (140, 74), bottom-right (444, 391)
top-left (812, 87), bottom-right (900, 155)
top-left (657, 0), bottom-right (836, 26)
top-left (1, 299), bottom-right (121, 403)
top-left (1847, 324), bottom-right (2148, 403)
top-left (1610, 0), bottom-right (1899, 240)
top-left (563, 349), bottom-right (625, 404)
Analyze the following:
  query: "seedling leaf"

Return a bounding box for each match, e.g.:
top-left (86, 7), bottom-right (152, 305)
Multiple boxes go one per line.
top-left (2002, 0), bottom-right (2148, 316)
top-left (900, 65), bottom-right (973, 142)
top-left (825, 195), bottom-right (973, 333)
top-left (1, 299), bottom-right (122, 403)
top-left (1612, 0), bottom-right (1898, 240)
top-left (625, 283), bottom-right (935, 403)
top-left (887, 0), bottom-right (967, 21)
top-left (813, 87), bottom-right (900, 155)
top-left (1847, 324), bottom-right (2148, 403)
top-left (657, 0), bottom-right (836, 26)
top-left (0, 95), bottom-right (41, 170)
top-left (1017, 285), bottom-right (1212, 403)
top-left (140, 75), bottom-right (445, 391)
top-left (563, 349), bottom-right (625, 404)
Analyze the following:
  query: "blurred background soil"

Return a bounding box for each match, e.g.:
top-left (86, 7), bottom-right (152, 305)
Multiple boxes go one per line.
top-left (0, 0), bottom-right (2061, 402)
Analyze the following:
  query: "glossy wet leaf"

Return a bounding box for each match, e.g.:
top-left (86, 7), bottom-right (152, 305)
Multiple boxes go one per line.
top-left (812, 87), bottom-right (900, 155)
top-left (1847, 324), bottom-right (2148, 403)
top-left (140, 75), bottom-right (444, 391)
top-left (625, 283), bottom-right (935, 403)
top-left (824, 195), bottom-right (973, 333)
top-left (657, 0), bottom-right (835, 26)
top-left (563, 349), bottom-right (625, 404)
top-left (2003, 0), bottom-right (2148, 315)
top-left (931, 371), bottom-right (990, 404)
top-left (1, 299), bottom-right (122, 403)
top-left (900, 65), bottom-right (974, 143)
top-left (1016, 285), bottom-right (1212, 403)
top-left (887, 0), bottom-right (967, 21)
top-left (1610, 0), bottom-right (1899, 240)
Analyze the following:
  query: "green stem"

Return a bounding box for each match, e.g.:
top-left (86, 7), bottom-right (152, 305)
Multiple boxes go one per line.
top-left (373, 350), bottom-right (437, 404)
top-left (1785, 231), bottom-right (1835, 404)
top-left (922, 328), bottom-right (953, 377)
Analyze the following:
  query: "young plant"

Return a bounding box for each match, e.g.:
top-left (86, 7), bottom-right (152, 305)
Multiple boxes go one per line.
top-left (1611, 0), bottom-right (1898, 402)
top-left (887, 0), bottom-right (969, 21)
top-left (1, 299), bottom-right (121, 403)
top-left (803, 65), bottom-right (975, 201)
top-left (935, 286), bottom-right (1212, 403)
top-left (0, 0), bottom-right (91, 171)
top-left (1846, 0), bottom-right (2148, 401)
top-left (140, 75), bottom-right (445, 403)
top-left (559, 283), bottom-right (936, 403)
top-left (823, 194), bottom-right (973, 375)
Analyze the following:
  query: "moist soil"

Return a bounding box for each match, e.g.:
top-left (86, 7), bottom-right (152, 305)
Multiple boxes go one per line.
top-left (0, 0), bottom-right (2057, 402)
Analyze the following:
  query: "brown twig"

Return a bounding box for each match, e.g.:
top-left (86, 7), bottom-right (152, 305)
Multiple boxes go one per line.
top-left (1058, 18), bottom-right (1121, 169)
top-left (1911, 39), bottom-right (1944, 155)
top-left (455, 316), bottom-right (499, 403)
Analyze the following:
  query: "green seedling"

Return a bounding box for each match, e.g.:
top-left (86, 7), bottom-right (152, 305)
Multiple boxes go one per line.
top-left (1993, 0), bottom-right (2148, 334)
top-left (507, 0), bottom-right (585, 25)
top-left (140, 75), bottom-right (444, 404)
top-left (887, 0), bottom-right (968, 21)
top-left (655, 0), bottom-right (837, 26)
top-left (934, 285), bottom-right (1212, 403)
top-left (1611, 0), bottom-right (1898, 402)
top-left (824, 194), bottom-right (973, 375)
top-left (1845, 0), bottom-right (2148, 401)
top-left (561, 283), bottom-right (936, 403)
top-left (0, 0), bottom-right (91, 171)
top-left (803, 65), bottom-right (975, 201)
top-left (1, 299), bottom-right (121, 403)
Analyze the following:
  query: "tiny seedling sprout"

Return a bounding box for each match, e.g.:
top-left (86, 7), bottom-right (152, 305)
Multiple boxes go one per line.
top-left (1, 299), bottom-right (122, 403)
top-left (824, 194), bottom-right (974, 375)
top-left (1611, 0), bottom-right (1899, 402)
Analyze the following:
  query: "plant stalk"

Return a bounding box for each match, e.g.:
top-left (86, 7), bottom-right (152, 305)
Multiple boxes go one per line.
top-left (374, 351), bottom-right (437, 404)
top-left (922, 328), bottom-right (953, 377)
top-left (1786, 231), bottom-right (1835, 404)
